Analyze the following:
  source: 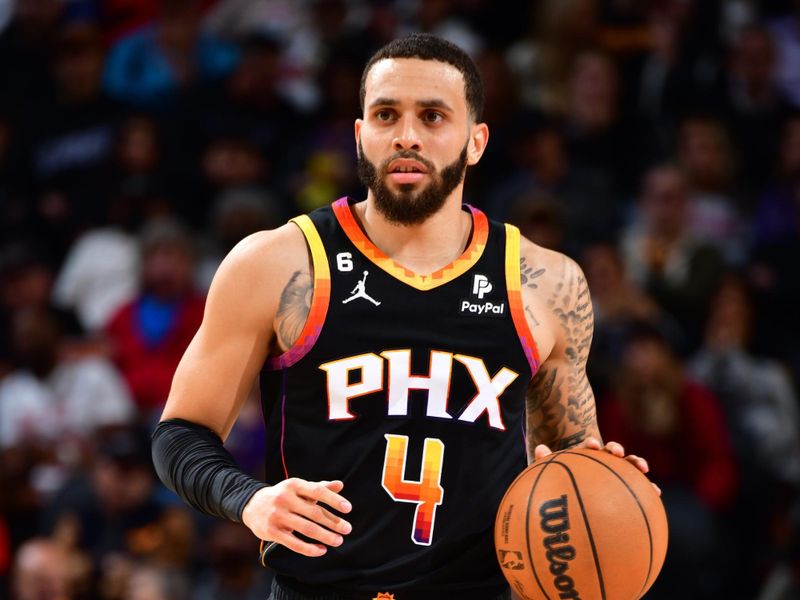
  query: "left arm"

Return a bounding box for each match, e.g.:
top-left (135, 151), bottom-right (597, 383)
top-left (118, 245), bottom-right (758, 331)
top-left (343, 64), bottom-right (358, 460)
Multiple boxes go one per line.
top-left (523, 253), bottom-right (600, 460)
top-left (520, 247), bottom-right (650, 476)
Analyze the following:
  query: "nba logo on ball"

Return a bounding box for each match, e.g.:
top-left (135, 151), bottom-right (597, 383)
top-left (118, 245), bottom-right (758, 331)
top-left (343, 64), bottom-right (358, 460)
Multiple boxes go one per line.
top-left (494, 449), bottom-right (668, 600)
top-left (498, 549), bottom-right (525, 570)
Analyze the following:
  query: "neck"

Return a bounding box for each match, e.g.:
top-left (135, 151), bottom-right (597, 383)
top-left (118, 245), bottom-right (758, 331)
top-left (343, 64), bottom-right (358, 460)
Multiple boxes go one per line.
top-left (353, 190), bottom-right (472, 274)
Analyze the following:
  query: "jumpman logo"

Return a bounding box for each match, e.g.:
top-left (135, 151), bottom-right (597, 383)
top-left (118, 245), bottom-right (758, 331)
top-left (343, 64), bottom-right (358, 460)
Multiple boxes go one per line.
top-left (343, 270), bottom-right (381, 306)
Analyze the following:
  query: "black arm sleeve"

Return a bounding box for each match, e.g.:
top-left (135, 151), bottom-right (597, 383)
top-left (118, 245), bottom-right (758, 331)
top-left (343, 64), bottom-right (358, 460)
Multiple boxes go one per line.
top-left (151, 418), bottom-right (268, 522)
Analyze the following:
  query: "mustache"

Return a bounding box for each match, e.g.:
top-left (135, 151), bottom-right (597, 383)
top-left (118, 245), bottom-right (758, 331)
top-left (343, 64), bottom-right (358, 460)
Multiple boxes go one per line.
top-left (380, 150), bottom-right (435, 174)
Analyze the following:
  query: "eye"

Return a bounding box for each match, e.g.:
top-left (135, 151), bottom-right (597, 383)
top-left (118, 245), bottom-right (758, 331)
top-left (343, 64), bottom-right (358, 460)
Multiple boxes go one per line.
top-left (375, 109), bottom-right (395, 122)
top-left (422, 111), bottom-right (444, 124)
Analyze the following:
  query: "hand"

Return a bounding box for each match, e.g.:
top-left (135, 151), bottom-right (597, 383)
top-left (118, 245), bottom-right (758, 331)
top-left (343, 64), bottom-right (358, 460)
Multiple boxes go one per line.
top-left (533, 438), bottom-right (661, 496)
top-left (242, 478), bottom-right (353, 557)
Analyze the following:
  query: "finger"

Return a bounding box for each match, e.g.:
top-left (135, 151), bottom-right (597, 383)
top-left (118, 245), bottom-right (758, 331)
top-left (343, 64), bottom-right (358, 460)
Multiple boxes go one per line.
top-left (652, 482), bottom-right (662, 496)
top-left (323, 480), bottom-right (344, 494)
top-left (603, 441), bottom-right (625, 457)
top-left (534, 444), bottom-right (552, 460)
top-left (625, 454), bottom-right (649, 474)
top-left (272, 528), bottom-right (327, 557)
top-left (293, 497), bottom-right (352, 536)
top-left (299, 481), bottom-right (352, 513)
top-left (582, 437), bottom-right (602, 450)
top-left (285, 513), bottom-right (344, 548)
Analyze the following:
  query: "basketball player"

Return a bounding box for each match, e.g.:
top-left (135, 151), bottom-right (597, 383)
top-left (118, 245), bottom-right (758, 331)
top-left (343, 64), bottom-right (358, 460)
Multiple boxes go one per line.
top-left (152, 33), bottom-right (651, 600)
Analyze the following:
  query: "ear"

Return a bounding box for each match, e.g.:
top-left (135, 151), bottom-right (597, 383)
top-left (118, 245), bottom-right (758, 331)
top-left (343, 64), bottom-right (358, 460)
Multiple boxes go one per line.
top-left (467, 122), bottom-right (489, 166)
top-left (354, 118), bottom-right (363, 155)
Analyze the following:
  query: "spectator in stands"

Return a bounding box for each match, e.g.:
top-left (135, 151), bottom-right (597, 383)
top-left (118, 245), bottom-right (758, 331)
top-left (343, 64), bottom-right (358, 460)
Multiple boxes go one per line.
top-left (14, 14), bottom-right (121, 263)
top-left (51, 214), bottom-right (142, 335)
top-left (0, 307), bottom-right (134, 451)
top-left (634, 0), bottom-right (726, 154)
top-left (581, 241), bottom-right (668, 397)
top-left (177, 32), bottom-right (302, 223)
top-left (676, 115), bottom-right (748, 264)
top-left (469, 46), bottom-right (526, 201)
top-left (0, 0), bottom-right (61, 106)
top-left (484, 117), bottom-right (617, 255)
top-left (12, 537), bottom-right (91, 600)
top-left (409, 0), bottom-right (484, 57)
top-left (105, 219), bottom-right (204, 417)
top-left (620, 163), bottom-right (725, 349)
top-left (690, 273), bottom-right (800, 597)
top-left (506, 0), bottom-right (598, 113)
top-left (750, 114), bottom-right (800, 381)
top-left (122, 563), bottom-right (189, 600)
top-left (564, 48), bottom-right (645, 197)
top-left (293, 51), bottom-right (364, 213)
top-left (507, 193), bottom-right (565, 252)
top-left (599, 322), bottom-right (737, 599)
top-left (754, 112), bottom-right (800, 245)
top-left (112, 114), bottom-right (166, 208)
top-left (100, 0), bottom-right (159, 46)
top-left (43, 426), bottom-right (191, 571)
top-left (51, 114), bottom-right (171, 334)
top-left (186, 133), bottom-right (271, 229)
top-left (0, 112), bottom-right (29, 246)
top-left (192, 522), bottom-right (272, 600)
top-left (768, 7), bottom-right (800, 108)
top-left (103, 0), bottom-right (239, 110)
top-left (195, 185), bottom-right (281, 291)
top-left (0, 242), bottom-right (83, 337)
top-left (722, 24), bottom-right (791, 195)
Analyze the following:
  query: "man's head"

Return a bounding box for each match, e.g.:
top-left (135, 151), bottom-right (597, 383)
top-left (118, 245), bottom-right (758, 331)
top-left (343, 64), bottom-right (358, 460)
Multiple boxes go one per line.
top-left (640, 164), bottom-right (689, 239)
top-left (729, 25), bottom-right (776, 95)
top-left (13, 538), bottom-right (90, 600)
top-left (139, 219), bottom-right (195, 300)
top-left (355, 33), bottom-right (488, 225)
top-left (359, 33), bottom-right (484, 123)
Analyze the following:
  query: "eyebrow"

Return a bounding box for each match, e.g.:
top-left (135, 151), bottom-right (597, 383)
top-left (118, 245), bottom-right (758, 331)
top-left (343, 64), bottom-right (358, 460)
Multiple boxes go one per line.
top-left (368, 97), bottom-right (455, 112)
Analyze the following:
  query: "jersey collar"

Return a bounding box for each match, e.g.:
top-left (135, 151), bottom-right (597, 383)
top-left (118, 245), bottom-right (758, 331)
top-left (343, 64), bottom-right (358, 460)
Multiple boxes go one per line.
top-left (331, 197), bottom-right (489, 291)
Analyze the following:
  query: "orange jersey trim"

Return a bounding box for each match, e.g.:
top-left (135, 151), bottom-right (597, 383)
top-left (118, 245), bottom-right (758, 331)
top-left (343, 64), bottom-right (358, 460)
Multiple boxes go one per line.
top-left (504, 224), bottom-right (541, 376)
top-left (331, 198), bottom-right (488, 291)
top-left (266, 215), bottom-right (331, 370)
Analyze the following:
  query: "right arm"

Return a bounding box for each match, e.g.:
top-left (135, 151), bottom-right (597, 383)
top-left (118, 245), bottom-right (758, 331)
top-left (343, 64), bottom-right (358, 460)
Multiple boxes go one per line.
top-left (153, 224), bottom-right (351, 557)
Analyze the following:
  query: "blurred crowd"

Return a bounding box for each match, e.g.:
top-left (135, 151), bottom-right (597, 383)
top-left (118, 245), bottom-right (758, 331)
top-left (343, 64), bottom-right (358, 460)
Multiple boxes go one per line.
top-left (1, 0), bottom-right (800, 598)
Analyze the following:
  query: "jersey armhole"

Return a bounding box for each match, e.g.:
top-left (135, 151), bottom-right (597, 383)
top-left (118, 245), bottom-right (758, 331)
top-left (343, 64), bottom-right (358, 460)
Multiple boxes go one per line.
top-left (265, 215), bottom-right (331, 370)
top-left (504, 224), bottom-right (542, 378)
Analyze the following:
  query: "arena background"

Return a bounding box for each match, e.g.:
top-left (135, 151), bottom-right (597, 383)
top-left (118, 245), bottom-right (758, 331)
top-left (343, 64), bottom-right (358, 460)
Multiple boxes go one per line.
top-left (1, 0), bottom-right (799, 598)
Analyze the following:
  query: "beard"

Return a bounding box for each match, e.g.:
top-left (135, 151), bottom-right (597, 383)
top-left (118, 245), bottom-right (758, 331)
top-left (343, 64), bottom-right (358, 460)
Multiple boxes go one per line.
top-left (356, 139), bottom-right (469, 226)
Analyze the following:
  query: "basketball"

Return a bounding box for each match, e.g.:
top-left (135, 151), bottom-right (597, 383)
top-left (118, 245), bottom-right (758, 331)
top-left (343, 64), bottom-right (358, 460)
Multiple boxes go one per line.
top-left (494, 448), bottom-right (668, 600)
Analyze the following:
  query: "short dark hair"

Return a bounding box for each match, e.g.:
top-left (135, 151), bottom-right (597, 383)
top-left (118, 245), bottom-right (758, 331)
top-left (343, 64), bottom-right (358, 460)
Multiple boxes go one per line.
top-left (359, 33), bottom-right (484, 122)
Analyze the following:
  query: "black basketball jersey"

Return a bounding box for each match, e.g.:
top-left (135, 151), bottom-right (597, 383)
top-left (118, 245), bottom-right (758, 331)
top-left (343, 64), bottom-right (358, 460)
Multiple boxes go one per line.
top-left (260, 197), bottom-right (541, 599)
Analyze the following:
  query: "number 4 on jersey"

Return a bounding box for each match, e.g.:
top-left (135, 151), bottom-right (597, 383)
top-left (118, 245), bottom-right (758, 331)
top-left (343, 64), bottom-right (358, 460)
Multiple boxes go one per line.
top-left (381, 434), bottom-right (445, 546)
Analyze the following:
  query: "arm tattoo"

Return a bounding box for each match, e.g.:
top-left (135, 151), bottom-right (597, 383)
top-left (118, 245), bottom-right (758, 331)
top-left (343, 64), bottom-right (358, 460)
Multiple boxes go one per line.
top-left (525, 366), bottom-right (565, 457)
top-left (525, 257), bottom-right (598, 458)
top-left (520, 257), bottom-right (546, 289)
top-left (275, 270), bottom-right (313, 350)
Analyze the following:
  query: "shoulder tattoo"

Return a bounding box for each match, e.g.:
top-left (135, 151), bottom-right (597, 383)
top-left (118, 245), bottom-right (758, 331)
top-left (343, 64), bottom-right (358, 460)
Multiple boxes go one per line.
top-left (275, 270), bottom-right (313, 350)
top-left (520, 256), bottom-right (546, 289)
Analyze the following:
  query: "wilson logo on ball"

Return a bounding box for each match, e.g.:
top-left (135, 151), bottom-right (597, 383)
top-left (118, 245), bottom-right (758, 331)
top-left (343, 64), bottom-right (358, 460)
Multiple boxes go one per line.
top-left (540, 495), bottom-right (581, 599)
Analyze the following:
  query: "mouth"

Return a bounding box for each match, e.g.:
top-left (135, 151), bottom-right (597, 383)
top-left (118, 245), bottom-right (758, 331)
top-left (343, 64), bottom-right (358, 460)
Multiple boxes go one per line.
top-left (386, 159), bottom-right (429, 185)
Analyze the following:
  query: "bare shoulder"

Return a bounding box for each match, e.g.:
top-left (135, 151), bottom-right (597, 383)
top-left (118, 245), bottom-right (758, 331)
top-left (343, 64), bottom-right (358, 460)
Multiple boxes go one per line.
top-left (518, 237), bottom-right (584, 297)
top-left (205, 223), bottom-right (310, 337)
top-left (517, 237), bottom-right (592, 361)
top-left (212, 223), bottom-right (307, 292)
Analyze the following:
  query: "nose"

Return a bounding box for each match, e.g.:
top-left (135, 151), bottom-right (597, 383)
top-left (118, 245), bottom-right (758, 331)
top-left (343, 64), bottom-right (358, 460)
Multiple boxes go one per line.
top-left (392, 114), bottom-right (422, 152)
